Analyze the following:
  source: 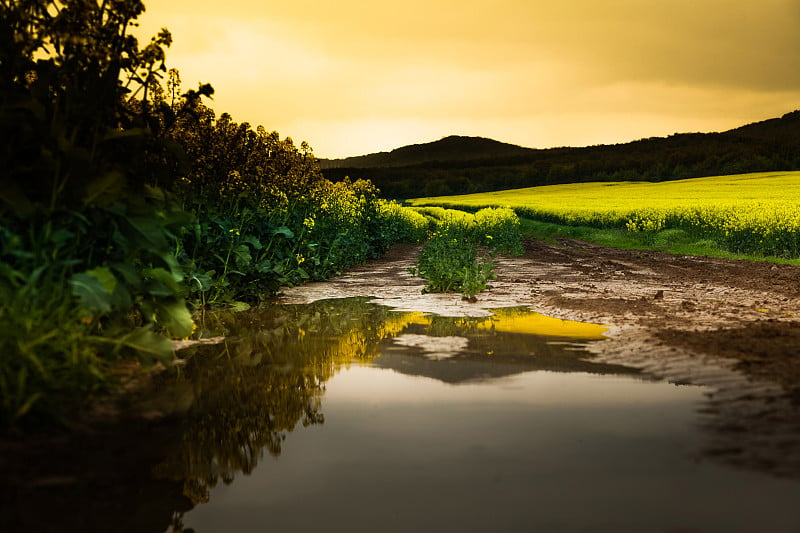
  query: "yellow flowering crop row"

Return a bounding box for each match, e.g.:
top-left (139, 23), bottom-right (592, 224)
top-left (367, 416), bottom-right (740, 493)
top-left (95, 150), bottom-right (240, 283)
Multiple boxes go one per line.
top-left (409, 171), bottom-right (800, 257)
top-left (410, 206), bottom-right (522, 254)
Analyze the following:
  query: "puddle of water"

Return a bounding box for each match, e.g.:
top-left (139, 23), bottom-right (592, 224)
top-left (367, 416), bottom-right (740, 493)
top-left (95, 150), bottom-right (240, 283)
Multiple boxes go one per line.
top-left (185, 368), bottom-right (800, 533)
top-left (371, 308), bottom-right (627, 383)
top-left (3, 298), bottom-right (799, 533)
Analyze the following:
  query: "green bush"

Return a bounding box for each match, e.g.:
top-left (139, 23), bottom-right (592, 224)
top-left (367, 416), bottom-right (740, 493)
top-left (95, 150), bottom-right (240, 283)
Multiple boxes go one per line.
top-left (414, 237), bottom-right (495, 298)
top-left (411, 207), bottom-right (522, 298)
top-left (372, 200), bottom-right (428, 251)
top-left (474, 207), bottom-right (524, 255)
top-left (177, 179), bottom-right (427, 306)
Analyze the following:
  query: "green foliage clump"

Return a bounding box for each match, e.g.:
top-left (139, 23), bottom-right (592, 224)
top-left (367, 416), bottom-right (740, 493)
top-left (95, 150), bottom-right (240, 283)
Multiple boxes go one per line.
top-left (411, 206), bottom-right (450, 221)
top-left (175, 174), bottom-right (423, 305)
top-left (415, 235), bottom-right (495, 298)
top-left (0, 0), bottom-right (197, 426)
top-left (412, 207), bottom-right (522, 298)
top-left (373, 200), bottom-right (429, 250)
top-left (154, 78), bottom-right (429, 303)
top-left (473, 207), bottom-right (524, 255)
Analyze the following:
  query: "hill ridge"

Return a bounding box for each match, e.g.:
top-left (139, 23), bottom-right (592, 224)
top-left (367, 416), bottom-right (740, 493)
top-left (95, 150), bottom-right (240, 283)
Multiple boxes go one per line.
top-left (318, 135), bottom-right (534, 170)
top-left (319, 111), bottom-right (800, 198)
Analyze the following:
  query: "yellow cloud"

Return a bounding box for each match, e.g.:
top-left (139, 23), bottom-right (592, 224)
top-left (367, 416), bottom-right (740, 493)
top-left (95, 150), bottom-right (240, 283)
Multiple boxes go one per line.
top-left (136, 0), bottom-right (800, 157)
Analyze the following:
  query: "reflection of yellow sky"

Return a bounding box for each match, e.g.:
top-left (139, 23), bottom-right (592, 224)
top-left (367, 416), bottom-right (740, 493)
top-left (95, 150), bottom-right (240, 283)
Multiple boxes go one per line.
top-left (344, 309), bottom-right (607, 367)
top-left (134, 1), bottom-right (800, 158)
top-left (481, 308), bottom-right (608, 340)
top-left (332, 311), bottom-right (428, 368)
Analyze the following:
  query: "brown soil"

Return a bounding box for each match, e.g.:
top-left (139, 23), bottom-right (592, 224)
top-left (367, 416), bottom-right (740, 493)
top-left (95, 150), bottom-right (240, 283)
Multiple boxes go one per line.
top-left (277, 239), bottom-right (800, 479)
top-left (516, 239), bottom-right (800, 393)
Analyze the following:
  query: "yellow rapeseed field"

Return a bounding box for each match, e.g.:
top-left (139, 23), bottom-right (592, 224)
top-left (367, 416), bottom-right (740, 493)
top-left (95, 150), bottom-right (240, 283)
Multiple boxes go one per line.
top-left (409, 171), bottom-right (800, 257)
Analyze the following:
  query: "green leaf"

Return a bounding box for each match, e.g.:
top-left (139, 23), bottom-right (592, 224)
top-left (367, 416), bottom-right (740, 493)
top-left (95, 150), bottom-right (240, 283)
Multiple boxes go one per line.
top-left (256, 260), bottom-right (276, 274)
top-left (112, 263), bottom-right (141, 286)
top-left (273, 226), bottom-right (294, 239)
top-left (86, 267), bottom-right (117, 295)
top-left (49, 228), bottom-right (75, 246)
top-left (116, 326), bottom-right (174, 362)
top-left (111, 282), bottom-right (133, 309)
top-left (143, 267), bottom-right (181, 297)
top-left (70, 271), bottom-right (113, 312)
top-left (241, 235), bottom-right (262, 249)
top-left (229, 301), bottom-right (251, 312)
top-left (233, 244), bottom-right (252, 269)
top-left (190, 272), bottom-right (212, 292)
top-left (0, 263), bottom-right (27, 285)
top-left (157, 300), bottom-right (194, 338)
top-left (126, 215), bottom-right (169, 250)
top-left (84, 170), bottom-right (126, 207)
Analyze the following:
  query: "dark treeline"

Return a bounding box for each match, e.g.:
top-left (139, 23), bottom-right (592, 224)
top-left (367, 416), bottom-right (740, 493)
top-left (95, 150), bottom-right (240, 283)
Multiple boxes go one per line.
top-left (321, 112), bottom-right (800, 198)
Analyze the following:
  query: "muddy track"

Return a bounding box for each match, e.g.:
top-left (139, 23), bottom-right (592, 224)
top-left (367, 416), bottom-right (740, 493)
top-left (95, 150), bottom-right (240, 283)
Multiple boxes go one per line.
top-left (277, 239), bottom-right (800, 479)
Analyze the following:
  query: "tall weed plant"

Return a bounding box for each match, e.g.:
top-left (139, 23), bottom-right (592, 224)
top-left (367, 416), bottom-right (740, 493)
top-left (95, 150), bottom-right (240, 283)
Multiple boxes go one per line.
top-left (413, 207), bottom-right (522, 298)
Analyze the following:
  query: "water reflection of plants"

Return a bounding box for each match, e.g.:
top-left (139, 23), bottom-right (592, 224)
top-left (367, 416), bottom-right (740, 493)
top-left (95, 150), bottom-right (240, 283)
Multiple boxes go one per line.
top-left (151, 302), bottom-right (613, 510)
top-left (151, 299), bottom-right (423, 506)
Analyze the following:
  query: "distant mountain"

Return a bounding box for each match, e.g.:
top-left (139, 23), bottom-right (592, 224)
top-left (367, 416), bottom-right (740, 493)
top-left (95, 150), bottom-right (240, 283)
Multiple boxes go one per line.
top-left (318, 135), bottom-right (536, 169)
top-left (319, 111), bottom-right (800, 199)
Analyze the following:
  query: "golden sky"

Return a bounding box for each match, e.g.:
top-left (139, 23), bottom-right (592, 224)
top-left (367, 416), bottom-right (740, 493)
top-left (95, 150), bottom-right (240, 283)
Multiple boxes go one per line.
top-left (136, 0), bottom-right (800, 158)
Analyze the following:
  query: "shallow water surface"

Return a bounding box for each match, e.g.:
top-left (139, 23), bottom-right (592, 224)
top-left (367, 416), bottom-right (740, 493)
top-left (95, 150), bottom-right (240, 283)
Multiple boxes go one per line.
top-left (4, 298), bottom-right (799, 532)
top-left (171, 299), bottom-right (799, 533)
top-left (186, 369), bottom-right (799, 533)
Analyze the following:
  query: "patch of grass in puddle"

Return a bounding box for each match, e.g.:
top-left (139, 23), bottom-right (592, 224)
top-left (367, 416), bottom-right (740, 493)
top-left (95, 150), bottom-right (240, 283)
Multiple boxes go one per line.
top-left (411, 207), bottom-right (523, 299)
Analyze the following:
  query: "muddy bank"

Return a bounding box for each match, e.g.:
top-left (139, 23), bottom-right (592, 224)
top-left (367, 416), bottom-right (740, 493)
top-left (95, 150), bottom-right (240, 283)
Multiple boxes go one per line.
top-left (276, 239), bottom-right (800, 478)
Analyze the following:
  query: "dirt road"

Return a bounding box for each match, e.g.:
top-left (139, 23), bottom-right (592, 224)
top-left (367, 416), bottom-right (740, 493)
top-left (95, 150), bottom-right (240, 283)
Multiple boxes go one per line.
top-left (277, 239), bottom-right (800, 478)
